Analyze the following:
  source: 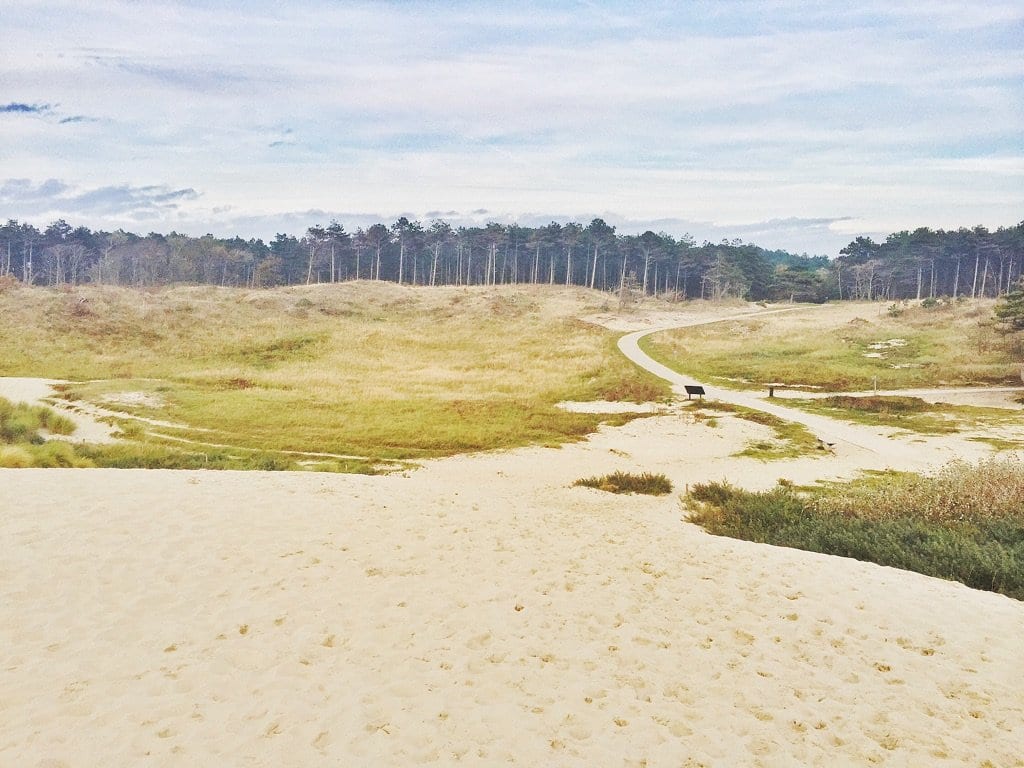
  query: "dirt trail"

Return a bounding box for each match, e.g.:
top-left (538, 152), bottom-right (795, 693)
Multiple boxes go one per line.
top-left (617, 310), bottom-right (997, 471)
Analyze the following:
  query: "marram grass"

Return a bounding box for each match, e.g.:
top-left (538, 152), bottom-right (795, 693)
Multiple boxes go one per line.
top-left (685, 458), bottom-right (1024, 600)
top-left (0, 283), bottom-right (670, 470)
top-left (574, 471), bottom-right (673, 495)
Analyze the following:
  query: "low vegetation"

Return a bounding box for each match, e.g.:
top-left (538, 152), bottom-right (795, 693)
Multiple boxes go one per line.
top-left (574, 471), bottom-right (673, 495)
top-left (1, 397), bottom-right (89, 468)
top-left (0, 395), bottom-right (375, 471)
top-left (643, 299), bottom-right (1019, 391)
top-left (0, 397), bottom-right (76, 442)
top-left (693, 401), bottom-right (822, 459)
top-left (685, 458), bottom-right (1024, 600)
top-left (785, 395), bottom-right (1022, 436)
top-left (0, 283), bottom-right (670, 470)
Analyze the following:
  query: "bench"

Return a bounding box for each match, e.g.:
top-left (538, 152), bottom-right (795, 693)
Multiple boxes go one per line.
top-left (684, 385), bottom-right (705, 400)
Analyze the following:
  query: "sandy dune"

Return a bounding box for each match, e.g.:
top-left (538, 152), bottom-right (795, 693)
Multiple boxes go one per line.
top-left (4, 408), bottom-right (1024, 766)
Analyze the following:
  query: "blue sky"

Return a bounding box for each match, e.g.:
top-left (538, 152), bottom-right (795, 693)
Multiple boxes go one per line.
top-left (2, 0), bottom-right (1021, 255)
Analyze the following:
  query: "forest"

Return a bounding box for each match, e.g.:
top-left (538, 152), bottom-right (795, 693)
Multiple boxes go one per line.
top-left (1, 216), bottom-right (1021, 303)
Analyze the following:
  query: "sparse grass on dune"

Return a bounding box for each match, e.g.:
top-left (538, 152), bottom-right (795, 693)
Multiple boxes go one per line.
top-left (692, 401), bottom-right (822, 459)
top-left (784, 395), bottom-right (1023, 435)
top-left (0, 397), bottom-right (77, 443)
top-left (642, 300), bottom-right (1019, 391)
top-left (686, 458), bottom-right (1024, 600)
top-left (574, 471), bottom-right (673, 495)
top-left (0, 396), bottom-right (91, 467)
top-left (0, 283), bottom-right (670, 469)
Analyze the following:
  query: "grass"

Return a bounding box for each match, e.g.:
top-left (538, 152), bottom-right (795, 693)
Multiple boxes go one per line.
top-left (0, 283), bottom-right (670, 470)
top-left (685, 458), bottom-right (1024, 600)
top-left (784, 395), bottom-right (1024, 436)
top-left (574, 471), bottom-right (674, 495)
top-left (0, 397), bottom-right (77, 444)
top-left (0, 394), bottom-right (367, 470)
top-left (642, 300), bottom-right (1020, 392)
top-left (0, 397), bottom-right (92, 468)
top-left (692, 401), bottom-right (822, 459)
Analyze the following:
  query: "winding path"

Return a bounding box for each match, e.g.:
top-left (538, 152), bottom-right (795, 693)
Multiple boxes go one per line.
top-left (616, 309), bottom-right (1006, 469)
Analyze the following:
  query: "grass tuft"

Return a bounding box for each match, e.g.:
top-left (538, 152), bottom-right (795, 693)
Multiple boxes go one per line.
top-left (574, 471), bottom-right (673, 495)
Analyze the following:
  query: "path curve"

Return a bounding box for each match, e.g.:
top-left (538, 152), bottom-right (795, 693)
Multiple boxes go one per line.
top-left (616, 309), bottom-right (996, 469)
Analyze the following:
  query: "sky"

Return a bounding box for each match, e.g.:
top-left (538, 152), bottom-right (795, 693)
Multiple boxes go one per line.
top-left (2, 0), bottom-right (1022, 256)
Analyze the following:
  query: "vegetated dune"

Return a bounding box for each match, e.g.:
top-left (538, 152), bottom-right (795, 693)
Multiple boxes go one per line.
top-left (2, 285), bottom-right (1024, 766)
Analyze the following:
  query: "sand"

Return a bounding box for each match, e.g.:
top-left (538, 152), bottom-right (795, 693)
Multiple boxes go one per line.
top-left (3, 407), bottom-right (1024, 767)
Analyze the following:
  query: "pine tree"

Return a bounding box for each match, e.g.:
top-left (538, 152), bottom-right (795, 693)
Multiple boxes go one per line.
top-left (994, 278), bottom-right (1024, 331)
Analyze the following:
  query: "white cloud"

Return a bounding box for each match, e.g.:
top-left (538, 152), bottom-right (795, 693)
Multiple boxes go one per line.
top-left (2, 0), bottom-right (1021, 255)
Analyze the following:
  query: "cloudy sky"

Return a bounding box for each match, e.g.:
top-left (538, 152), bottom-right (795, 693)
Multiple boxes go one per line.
top-left (3, 0), bottom-right (1022, 255)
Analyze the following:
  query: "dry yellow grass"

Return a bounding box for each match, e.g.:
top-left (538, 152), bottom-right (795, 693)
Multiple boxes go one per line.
top-left (644, 299), bottom-right (1019, 391)
top-left (0, 282), bottom-right (669, 466)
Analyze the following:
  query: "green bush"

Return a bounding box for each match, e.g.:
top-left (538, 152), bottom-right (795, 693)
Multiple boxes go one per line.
top-left (686, 459), bottom-right (1024, 600)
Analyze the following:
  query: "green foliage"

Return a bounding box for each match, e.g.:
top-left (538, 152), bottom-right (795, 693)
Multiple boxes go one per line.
top-left (0, 397), bottom-right (77, 444)
top-left (685, 458), bottom-right (1024, 599)
top-left (574, 471), bottom-right (673, 495)
top-left (994, 278), bottom-right (1024, 332)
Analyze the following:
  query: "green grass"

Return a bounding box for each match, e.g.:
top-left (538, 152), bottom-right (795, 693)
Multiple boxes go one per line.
top-left (642, 300), bottom-right (1019, 392)
top-left (692, 401), bottom-right (822, 459)
top-left (0, 397), bottom-right (92, 468)
top-left (784, 395), bottom-right (1023, 436)
top-left (574, 471), bottom-right (674, 495)
top-left (685, 458), bottom-right (1024, 600)
top-left (0, 397), bottom-right (77, 444)
top-left (0, 283), bottom-right (670, 470)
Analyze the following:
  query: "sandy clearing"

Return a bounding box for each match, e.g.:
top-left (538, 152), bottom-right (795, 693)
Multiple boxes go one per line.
top-left (3, 440), bottom-right (1023, 767)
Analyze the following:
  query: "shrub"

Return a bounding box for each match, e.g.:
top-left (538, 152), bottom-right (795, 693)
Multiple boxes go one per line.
top-left (575, 471), bottom-right (673, 495)
top-left (684, 459), bottom-right (1024, 600)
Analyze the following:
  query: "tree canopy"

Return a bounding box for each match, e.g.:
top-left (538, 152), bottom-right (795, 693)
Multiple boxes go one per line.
top-left (1, 216), bottom-right (1021, 304)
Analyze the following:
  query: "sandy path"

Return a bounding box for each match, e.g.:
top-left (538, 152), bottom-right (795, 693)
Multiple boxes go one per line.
top-left (617, 314), bottom-right (1005, 469)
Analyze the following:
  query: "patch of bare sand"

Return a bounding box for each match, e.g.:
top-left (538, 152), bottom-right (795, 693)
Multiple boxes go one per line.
top-left (3, 411), bottom-right (1023, 766)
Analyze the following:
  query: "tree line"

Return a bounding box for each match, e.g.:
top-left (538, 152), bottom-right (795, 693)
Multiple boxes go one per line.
top-left (1, 216), bottom-right (1021, 302)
